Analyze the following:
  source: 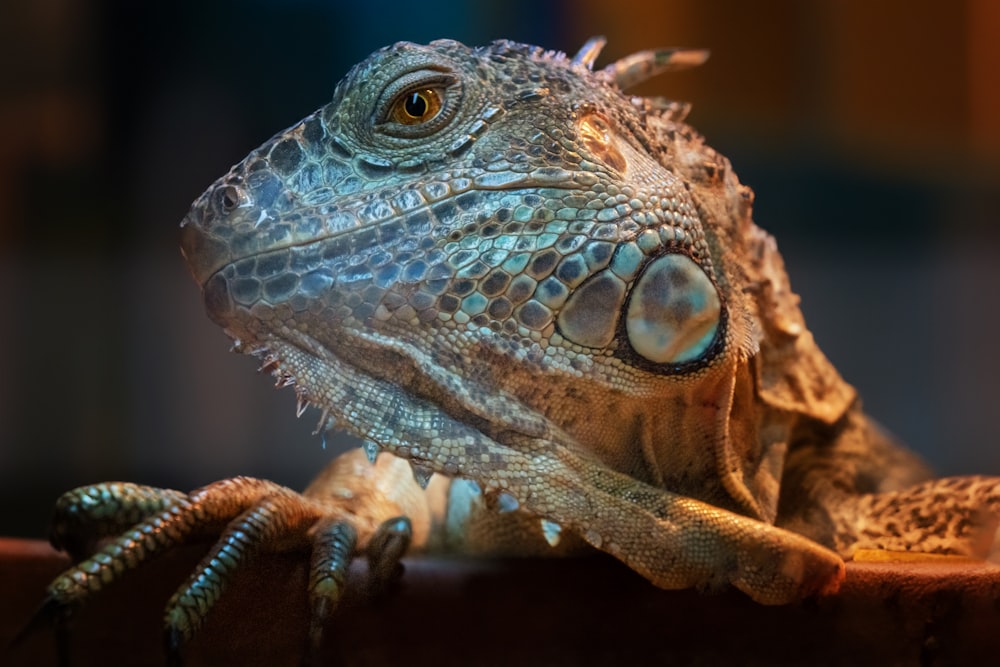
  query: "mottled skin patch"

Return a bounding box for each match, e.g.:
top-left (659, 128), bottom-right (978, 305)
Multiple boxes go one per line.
top-left (39, 37), bottom-right (1000, 655)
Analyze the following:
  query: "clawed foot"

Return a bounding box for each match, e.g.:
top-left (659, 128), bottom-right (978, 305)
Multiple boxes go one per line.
top-left (25, 477), bottom-right (413, 665)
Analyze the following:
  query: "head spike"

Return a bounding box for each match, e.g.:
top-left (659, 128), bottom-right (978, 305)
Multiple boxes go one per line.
top-left (540, 519), bottom-right (562, 547)
top-left (496, 492), bottom-right (520, 514)
top-left (571, 36), bottom-right (607, 70)
top-left (604, 47), bottom-right (709, 90)
top-left (312, 409), bottom-right (334, 435)
top-left (257, 354), bottom-right (280, 373)
top-left (410, 463), bottom-right (433, 490)
top-left (295, 395), bottom-right (310, 418)
top-left (362, 440), bottom-right (380, 464)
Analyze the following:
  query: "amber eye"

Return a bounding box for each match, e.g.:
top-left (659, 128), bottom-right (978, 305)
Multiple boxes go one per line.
top-left (392, 88), bottom-right (443, 125)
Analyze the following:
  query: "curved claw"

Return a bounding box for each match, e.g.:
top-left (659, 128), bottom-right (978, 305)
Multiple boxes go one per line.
top-left (10, 596), bottom-right (71, 662)
top-left (365, 516), bottom-right (412, 597)
top-left (164, 625), bottom-right (185, 667)
top-left (306, 520), bottom-right (358, 655)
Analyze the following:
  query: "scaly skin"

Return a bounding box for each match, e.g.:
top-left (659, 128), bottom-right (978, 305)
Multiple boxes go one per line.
top-left (40, 37), bottom-right (1000, 656)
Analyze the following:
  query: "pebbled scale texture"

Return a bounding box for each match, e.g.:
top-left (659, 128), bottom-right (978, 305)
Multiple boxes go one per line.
top-left (34, 38), bottom-right (1000, 661)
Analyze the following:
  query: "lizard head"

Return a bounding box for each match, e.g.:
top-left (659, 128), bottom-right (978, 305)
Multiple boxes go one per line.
top-left (179, 38), bottom-right (790, 517)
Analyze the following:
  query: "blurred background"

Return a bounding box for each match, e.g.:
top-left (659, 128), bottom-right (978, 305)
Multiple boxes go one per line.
top-left (1, 0), bottom-right (998, 538)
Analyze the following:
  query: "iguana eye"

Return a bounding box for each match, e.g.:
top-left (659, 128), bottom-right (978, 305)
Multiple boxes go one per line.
top-left (375, 70), bottom-right (460, 138)
top-left (392, 89), bottom-right (443, 125)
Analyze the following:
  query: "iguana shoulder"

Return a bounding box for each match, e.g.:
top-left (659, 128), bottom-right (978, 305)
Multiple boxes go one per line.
top-left (35, 38), bottom-right (1000, 661)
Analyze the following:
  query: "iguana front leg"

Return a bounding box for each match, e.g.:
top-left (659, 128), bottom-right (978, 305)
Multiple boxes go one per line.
top-left (42, 442), bottom-right (841, 656)
top-left (255, 335), bottom-right (846, 604)
top-left (40, 451), bottom-right (433, 657)
top-left (37, 34), bottom-right (1000, 660)
top-left (776, 412), bottom-right (1000, 560)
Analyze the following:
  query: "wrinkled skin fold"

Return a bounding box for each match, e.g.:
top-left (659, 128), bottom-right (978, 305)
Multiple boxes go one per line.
top-left (33, 37), bottom-right (1000, 661)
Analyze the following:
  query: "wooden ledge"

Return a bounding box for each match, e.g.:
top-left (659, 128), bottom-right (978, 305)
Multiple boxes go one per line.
top-left (3, 536), bottom-right (1000, 666)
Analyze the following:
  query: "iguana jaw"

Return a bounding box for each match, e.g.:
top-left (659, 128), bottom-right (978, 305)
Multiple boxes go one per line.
top-left (176, 32), bottom-right (740, 501)
top-left (239, 322), bottom-right (574, 492)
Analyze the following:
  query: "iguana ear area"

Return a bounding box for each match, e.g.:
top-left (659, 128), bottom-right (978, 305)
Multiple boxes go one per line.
top-left (556, 250), bottom-right (724, 369)
top-left (577, 114), bottom-right (627, 173)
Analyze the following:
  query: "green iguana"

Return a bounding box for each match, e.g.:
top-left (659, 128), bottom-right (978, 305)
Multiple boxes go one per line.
top-left (38, 37), bottom-right (1000, 657)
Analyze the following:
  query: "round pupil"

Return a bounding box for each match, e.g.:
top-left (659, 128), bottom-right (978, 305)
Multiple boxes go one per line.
top-left (220, 186), bottom-right (239, 210)
top-left (404, 92), bottom-right (428, 118)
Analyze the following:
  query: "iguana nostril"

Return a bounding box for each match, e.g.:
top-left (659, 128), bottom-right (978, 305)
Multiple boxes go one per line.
top-left (216, 184), bottom-right (246, 213)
